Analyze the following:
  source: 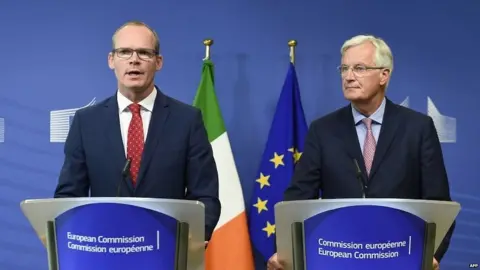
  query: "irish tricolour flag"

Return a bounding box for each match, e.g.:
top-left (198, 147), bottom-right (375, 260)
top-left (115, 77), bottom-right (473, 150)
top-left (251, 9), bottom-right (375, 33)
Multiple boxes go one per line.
top-left (193, 59), bottom-right (254, 270)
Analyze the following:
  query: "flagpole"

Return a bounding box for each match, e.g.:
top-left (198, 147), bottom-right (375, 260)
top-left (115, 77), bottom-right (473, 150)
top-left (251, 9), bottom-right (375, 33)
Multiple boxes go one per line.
top-left (288, 39), bottom-right (297, 64)
top-left (203, 39), bottom-right (213, 60)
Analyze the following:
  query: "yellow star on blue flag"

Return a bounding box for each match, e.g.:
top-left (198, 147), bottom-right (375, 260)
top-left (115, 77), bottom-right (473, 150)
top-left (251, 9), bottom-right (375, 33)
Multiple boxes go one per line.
top-left (248, 62), bottom-right (308, 262)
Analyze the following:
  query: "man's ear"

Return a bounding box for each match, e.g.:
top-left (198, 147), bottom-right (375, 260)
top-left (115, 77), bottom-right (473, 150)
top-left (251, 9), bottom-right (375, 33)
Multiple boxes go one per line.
top-left (108, 52), bottom-right (115, 70)
top-left (379, 68), bottom-right (390, 86)
top-left (156, 55), bottom-right (163, 71)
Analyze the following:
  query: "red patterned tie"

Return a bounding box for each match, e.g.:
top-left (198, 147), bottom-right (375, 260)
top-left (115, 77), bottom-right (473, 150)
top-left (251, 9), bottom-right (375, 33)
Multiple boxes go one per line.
top-left (127, 103), bottom-right (144, 185)
top-left (362, 118), bottom-right (376, 176)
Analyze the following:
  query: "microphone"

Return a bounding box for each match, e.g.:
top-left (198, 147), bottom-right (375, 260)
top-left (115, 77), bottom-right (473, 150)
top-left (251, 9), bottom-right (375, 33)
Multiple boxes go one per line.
top-left (116, 158), bottom-right (131, 197)
top-left (353, 159), bottom-right (366, 198)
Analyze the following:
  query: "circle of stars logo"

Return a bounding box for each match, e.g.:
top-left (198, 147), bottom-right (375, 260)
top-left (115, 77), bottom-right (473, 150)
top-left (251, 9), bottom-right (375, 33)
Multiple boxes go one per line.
top-left (253, 147), bottom-right (302, 238)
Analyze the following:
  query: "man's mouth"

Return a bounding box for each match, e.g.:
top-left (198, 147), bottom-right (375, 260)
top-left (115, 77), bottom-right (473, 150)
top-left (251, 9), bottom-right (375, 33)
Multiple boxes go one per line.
top-left (126, 70), bottom-right (144, 76)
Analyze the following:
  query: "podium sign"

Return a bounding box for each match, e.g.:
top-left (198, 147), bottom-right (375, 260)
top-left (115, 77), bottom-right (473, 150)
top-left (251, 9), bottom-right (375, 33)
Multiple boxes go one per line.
top-left (54, 203), bottom-right (178, 270)
top-left (21, 198), bottom-right (206, 270)
top-left (302, 205), bottom-right (428, 269)
top-left (275, 199), bottom-right (460, 270)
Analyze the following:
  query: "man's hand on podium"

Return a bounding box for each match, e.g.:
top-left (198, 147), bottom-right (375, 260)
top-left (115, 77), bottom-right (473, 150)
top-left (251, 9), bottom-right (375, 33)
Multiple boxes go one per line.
top-left (433, 258), bottom-right (439, 270)
top-left (40, 235), bottom-right (46, 247)
top-left (187, 233), bottom-right (209, 253)
top-left (267, 253), bottom-right (284, 270)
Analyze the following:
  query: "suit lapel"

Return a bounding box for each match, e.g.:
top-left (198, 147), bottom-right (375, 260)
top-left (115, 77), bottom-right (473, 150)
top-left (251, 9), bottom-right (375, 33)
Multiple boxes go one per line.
top-left (135, 90), bottom-right (170, 188)
top-left (368, 98), bottom-right (401, 180)
top-left (336, 105), bottom-right (368, 179)
top-left (104, 95), bottom-right (135, 192)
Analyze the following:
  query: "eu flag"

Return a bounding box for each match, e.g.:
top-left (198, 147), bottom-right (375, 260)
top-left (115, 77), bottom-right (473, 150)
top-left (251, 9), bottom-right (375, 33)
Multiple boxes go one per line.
top-left (248, 62), bottom-right (308, 261)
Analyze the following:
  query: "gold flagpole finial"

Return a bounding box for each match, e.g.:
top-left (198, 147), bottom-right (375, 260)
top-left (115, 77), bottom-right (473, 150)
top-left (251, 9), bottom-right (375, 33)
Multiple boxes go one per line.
top-left (288, 40), bottom-right (297, 64)
top-left (203, 39), bottom-right (214, 60)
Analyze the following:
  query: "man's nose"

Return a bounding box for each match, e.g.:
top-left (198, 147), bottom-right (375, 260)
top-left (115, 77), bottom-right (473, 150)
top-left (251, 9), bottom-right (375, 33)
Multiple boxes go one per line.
top-left (129, 52), bottom-right (141, 64)
top-left (344, 68), bottom-right (355, 80)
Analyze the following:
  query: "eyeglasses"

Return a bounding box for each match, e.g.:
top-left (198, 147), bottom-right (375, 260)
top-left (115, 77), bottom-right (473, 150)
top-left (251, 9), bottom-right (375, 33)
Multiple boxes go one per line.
top-left (337, 64), bottom-right (386, 77)
top-left (112, 48), bottom-right (158, 60)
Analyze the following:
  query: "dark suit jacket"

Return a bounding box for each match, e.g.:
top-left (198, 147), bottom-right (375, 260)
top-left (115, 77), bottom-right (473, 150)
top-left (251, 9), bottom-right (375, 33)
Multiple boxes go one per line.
top-left (54, 90), bottom-right (221, 241)
top-left (284, 98), bottom-right (455, 261)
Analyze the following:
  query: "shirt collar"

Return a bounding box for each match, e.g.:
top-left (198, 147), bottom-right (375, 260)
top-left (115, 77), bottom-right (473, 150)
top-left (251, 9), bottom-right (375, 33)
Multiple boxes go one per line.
top-left (117, 87), bottom-right (157, 113)
top-left (352, 97), bottom-right (386, 125)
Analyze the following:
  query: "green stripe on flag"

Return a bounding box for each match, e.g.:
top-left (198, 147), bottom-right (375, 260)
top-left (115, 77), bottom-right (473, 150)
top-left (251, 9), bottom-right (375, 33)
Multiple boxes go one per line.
top-left (193, 59), bottom-right (226, 143)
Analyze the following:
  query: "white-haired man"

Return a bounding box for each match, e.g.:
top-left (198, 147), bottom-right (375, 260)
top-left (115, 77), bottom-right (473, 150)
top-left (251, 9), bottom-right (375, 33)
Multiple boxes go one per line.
top-left (267, 35), bottom-right (454, 270)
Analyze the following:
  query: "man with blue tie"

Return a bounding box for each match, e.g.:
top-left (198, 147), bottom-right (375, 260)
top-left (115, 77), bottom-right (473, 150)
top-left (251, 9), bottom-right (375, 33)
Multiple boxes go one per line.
top-left (53, 21), bottom-right (221, 243)
top-left (267, 35), bottom-right (454, 270)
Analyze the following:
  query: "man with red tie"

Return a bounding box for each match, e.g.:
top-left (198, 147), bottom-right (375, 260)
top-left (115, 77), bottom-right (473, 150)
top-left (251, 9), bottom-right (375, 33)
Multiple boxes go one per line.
top-left (53, 21), bottom-right (221, 242)
top-left (267, 35), bottom-right (454, 270)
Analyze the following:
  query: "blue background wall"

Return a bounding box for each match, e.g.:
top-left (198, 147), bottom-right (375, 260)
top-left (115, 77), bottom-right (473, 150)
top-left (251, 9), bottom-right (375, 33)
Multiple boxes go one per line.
top-left (0, 0), bottom-right (478, 269)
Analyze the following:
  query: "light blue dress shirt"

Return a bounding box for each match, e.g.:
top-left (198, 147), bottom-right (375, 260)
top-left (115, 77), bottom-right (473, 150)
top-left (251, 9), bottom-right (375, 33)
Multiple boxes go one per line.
top-left (352, 97), bottom-right (386, 153)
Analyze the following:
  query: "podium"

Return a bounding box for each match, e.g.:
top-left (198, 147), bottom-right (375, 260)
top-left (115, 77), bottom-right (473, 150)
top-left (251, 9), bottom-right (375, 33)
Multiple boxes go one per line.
top-left (20, 197), bottom-right (206, 270)
top-left (274, 199), bottom-right (460, 270)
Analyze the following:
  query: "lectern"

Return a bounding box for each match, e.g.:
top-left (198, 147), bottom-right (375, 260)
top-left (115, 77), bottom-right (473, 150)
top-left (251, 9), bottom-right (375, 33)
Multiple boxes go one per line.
top-left (275, 199), bottom-right (460, 270)
top-left (20, 198), bottom-right (206, 270)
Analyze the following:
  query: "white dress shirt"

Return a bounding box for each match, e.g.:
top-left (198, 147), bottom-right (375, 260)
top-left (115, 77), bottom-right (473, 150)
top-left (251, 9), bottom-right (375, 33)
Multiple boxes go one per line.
top-left (117, 88), bottom-right (157, 156)
top-left (351, 97), bottom-right (385, 153)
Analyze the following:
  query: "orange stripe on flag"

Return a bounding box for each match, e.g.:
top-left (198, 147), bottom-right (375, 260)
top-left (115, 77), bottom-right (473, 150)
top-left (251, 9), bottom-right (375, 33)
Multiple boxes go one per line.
top-left (205, 212), bottom-right (255, 270)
